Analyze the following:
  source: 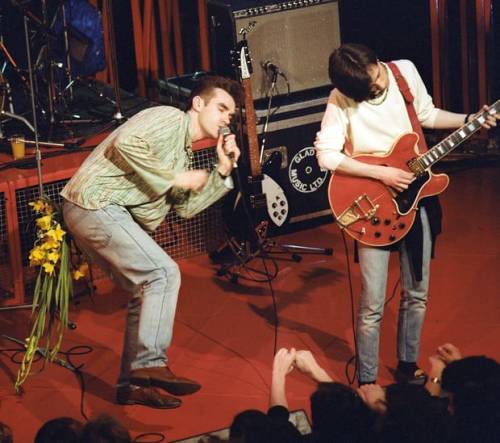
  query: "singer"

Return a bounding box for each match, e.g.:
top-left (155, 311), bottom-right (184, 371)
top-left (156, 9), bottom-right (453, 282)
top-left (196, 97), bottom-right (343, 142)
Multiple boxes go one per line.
top-left (60, 76), bottom-right (243, 409)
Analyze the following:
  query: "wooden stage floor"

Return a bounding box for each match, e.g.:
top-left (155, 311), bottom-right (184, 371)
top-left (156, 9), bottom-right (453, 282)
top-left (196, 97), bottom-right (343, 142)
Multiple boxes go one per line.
top-left (0, 160), bottom-right (499, 442)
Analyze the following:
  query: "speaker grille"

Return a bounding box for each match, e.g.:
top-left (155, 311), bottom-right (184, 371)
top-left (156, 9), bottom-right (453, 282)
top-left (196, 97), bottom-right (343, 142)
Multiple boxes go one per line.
top-left (208, 0), bottom-right (341, 99)
top-left (238, 2), bottom-right (340, 99)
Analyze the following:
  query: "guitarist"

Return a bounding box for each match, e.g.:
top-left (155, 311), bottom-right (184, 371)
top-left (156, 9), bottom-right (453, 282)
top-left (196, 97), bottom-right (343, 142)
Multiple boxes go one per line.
top-left (314, 43), bottom-right (499, 386)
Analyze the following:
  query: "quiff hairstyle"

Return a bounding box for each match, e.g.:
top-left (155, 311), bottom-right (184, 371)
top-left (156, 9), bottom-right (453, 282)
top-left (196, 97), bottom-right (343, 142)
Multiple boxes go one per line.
top-left (186, 75), bottom-right (244, 110)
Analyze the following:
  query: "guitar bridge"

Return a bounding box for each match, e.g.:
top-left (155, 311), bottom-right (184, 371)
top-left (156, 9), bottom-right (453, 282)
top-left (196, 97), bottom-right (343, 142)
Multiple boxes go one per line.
top-left (337, 194), bottom-right (379, 227)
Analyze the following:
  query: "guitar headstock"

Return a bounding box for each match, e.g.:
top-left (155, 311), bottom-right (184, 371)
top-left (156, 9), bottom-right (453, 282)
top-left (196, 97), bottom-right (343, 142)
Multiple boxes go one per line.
top-left (231, 39), bottom-right (253, 81)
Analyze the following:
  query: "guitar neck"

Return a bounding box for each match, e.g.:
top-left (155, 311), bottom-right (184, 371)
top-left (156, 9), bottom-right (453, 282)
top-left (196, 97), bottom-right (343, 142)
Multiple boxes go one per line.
top-left (415, 100), bottom-right (500, 170)
top-left (242, 78), bottom-right (262, 177)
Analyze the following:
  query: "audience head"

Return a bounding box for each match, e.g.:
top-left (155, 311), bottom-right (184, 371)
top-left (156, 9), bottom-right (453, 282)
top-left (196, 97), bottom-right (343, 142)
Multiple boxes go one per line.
top-left (229, 409), bottom-right (272, 443)
top-left (441, 355), bottom-right (500, 394)
top-left (310, 382), bottom-right (372, 443)
top-left (34, 417), bottom-right (82, 443)
top-left (442, 356), bottom-right (500, 443)
top-left (381, 383), bottom-right (449, 443)
top-left (0, 422), bottom-right (13, 443)
top-left (79, 415), bottom-right (131, 443)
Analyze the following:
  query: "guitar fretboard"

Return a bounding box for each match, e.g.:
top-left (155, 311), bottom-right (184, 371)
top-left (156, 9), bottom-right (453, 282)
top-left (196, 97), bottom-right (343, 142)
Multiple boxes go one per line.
top-left (414, 100), bottom-right (499, 170)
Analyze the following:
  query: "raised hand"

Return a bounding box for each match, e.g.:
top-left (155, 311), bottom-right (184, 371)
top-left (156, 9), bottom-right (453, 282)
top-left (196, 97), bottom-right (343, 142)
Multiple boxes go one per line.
top-left (173, 170), bottom-right (209, 191)
top-left (216, 132), bottom-right (240, 176)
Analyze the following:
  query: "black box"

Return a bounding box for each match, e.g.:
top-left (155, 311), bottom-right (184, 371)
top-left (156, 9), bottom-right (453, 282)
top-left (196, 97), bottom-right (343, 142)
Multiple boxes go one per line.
top-left (256, 87), bottom-right (334, 235)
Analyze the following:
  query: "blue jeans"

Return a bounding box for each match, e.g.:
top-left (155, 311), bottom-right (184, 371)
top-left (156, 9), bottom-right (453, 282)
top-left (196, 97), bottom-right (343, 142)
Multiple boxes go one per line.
top-left (356, 207), bottom-right (431, 383)
top-left (62, 201), bottom-right (180, 387)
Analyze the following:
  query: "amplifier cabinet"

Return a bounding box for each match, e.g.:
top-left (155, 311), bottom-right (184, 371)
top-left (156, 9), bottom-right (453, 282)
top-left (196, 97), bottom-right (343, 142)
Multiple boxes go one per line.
top-left (207, 0), bottom-right (341, 100)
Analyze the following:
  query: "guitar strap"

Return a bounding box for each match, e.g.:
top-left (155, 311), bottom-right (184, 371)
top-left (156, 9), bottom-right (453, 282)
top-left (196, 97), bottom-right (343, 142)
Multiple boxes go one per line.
top-left (386, 62), bottom-right (429, 153)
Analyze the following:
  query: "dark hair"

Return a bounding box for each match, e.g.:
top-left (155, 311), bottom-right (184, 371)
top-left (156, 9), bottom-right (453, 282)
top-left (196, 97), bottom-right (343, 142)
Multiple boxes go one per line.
top-left (229, 409), bottom-right (272, 443)
top-left (310, 382), bottom-right (372, 443)
top-left (34, 417), bottom-right (82, 443)
top-left (0, 422), bottom-right (13, 443)
top-left (381, 383), bottom-right (449, 443)
top-left (442, 355), bottom-right (500, 394)
top-left (328, 43), bottom-right (378, 102)
top-left (186, 75), bottom-right (244, 110)
top-left (79, 415), bottom-right (131, 443)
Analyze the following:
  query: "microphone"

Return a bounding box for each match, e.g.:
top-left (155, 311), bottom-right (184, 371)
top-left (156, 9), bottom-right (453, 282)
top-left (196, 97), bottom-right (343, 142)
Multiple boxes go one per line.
top-left (262, 60), bottom-right (281, 74)
top-left (219, 126), bottom-right (237, 168)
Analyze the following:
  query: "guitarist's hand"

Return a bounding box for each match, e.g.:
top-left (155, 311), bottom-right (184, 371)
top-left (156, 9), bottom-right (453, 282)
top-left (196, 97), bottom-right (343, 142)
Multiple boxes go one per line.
top-left (216, 133), bottom-right (240, 176)
top-left (376, 166), bottom-right (414, 193)
top-left (474, 104), bottom-right (499, 129)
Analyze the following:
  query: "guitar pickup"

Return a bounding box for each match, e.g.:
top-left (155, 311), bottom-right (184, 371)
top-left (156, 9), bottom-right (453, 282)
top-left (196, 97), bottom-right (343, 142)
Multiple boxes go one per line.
top-left (337, 194), bottom-right (379, 227)
top-left (250, 193), bottom-right (267, 209)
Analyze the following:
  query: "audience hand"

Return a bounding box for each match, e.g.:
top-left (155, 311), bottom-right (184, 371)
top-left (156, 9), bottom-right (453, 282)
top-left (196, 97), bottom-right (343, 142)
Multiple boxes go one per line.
top-left (272, 348), bottom-right (296, 379)
top-left (436, 343), bottom-right (462, 364)
top-left (295, 350), bottom-right (333, 382)
top-left (357, 384), bottom-right (387, 414)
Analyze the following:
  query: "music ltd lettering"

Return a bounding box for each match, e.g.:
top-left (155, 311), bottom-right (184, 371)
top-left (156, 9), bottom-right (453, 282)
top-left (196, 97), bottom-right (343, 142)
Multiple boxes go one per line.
top-left (288, 147), bottom-right (328, 194)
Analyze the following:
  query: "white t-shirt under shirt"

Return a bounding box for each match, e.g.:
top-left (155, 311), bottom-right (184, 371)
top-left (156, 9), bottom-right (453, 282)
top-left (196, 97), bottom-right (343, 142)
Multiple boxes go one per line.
top-left (314, 60), bottom-right (439, 172)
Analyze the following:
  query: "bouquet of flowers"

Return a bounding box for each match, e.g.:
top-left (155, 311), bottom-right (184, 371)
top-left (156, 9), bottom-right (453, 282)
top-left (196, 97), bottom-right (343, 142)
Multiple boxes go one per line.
top-left (15, 197), bottom-right (87, 391)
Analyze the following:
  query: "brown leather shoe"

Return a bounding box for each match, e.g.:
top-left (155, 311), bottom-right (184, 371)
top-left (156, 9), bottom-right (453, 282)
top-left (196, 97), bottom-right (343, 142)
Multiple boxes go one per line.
top-left (130, 366), bottom-right (201, 396)
top-left (116, 385), bottom-right (181, 409)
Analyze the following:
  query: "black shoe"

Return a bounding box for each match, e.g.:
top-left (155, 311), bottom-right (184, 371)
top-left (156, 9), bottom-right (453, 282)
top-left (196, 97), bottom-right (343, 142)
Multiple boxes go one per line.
top-left (116, 385), bottom-right (182, 409)
top-left (394, 367), bottom-right (428, 385)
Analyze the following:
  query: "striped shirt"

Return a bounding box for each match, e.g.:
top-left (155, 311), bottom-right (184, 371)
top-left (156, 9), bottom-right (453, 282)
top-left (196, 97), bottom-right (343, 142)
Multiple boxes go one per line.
top-left (61, 106), bottom-right (232, 231)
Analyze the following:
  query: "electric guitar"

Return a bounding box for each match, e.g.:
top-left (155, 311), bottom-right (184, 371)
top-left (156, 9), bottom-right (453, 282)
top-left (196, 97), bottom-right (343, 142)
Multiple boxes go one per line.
top-left (234, 37), bottom-right (289, 227)
top-left (329, 100), bottom-right (499, 247)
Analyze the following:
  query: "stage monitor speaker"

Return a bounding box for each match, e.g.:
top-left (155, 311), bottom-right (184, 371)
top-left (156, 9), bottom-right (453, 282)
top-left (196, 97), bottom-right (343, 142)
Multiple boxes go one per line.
top-left (207, 0), bottom-right (341, 100)
top-left (256, 91), bottom-right (334, 235)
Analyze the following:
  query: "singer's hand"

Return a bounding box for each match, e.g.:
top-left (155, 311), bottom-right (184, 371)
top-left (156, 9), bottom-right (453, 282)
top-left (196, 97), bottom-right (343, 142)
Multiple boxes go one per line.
top-left (173, 170), bottom-right (209, 192)
top-left (216, 133), bottom-right (240, 176)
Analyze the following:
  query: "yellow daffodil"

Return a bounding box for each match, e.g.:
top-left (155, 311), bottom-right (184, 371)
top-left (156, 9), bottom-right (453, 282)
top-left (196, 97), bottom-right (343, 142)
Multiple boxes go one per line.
top-left (46, 250), bottom-right (60, 263)
top-left (41, 261), bottom-right (55, 275)
top-left (41, 238), bottom-right (60, 251)
top-left (36, 215), bottom-right (53, 231)
top-left (46, 224), bottom-right (66, 242)
top-left (72, 262), bottom-right (89, 280)
top-left (29, 200), bottom-right (46, 212)
top-left (29, 246), bottom-right (45, 261)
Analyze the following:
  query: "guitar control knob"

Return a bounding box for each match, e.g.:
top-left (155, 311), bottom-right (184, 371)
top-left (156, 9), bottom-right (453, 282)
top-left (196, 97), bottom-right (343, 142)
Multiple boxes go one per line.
top-left (398, 223), bottom-right (406, 229)
top-left (281, 209), bottom-right (287, 215)
top-left (371, 217), bottom-right (380, 225)
top-left (273, 211), bottom-right (279, 217)
top-left (389, 235), bottom-right (396, 241)
top-left (280, 200), bottom-right (286, 206)
top-left (384, 219), bottom-right (391, 225)
top-left (272, 203), bottom-right (277, 208)
top-left (374, 232), bottom-right (381, 238)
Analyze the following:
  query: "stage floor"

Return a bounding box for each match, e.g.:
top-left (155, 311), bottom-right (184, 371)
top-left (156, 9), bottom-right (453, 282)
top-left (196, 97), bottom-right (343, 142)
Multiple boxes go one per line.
top-left (1, 161), bottom-right (499, 442)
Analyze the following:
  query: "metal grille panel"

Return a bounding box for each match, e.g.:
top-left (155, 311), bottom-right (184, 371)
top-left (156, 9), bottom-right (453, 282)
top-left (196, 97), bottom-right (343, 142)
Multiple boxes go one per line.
top-left (12, 146), bottom-right (223, 303)
top-left (0, 191), bottom-right (14, 300)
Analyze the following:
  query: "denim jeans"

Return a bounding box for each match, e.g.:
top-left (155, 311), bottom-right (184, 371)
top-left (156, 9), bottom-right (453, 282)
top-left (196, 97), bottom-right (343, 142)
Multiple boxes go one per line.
top-left (62, 201), bottom-right (180, 387)
top-left (356, 207), bottom-right (431, 383)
